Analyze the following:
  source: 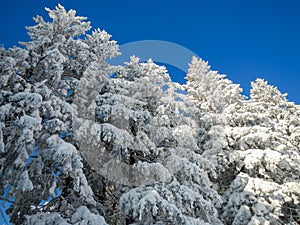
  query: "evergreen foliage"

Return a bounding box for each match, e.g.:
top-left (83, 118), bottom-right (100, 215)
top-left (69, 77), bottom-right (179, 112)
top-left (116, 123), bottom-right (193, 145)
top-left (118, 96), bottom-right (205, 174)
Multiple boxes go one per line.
top-left (0, 5), bottom-right (299, 225)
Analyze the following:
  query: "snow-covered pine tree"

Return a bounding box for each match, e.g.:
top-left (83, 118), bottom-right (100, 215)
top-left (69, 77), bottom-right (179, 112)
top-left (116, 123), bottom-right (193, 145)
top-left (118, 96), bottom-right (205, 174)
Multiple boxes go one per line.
top-left (0, 5), bottom-right (119, 224)
top-left (95, 56), bottom-right (187, 163)
top-left (184, 57), bottom-right (245, 193)
top-left (184, 57), bottom-right (300, 224)
top-left (92, 56), bottom-right (224, 224)
top-left (185, 57), bottom-right (243, 156)
top-left (222, 78), bottom-right (300, 224)
top-left (93, 56), bottom-right (178, 223)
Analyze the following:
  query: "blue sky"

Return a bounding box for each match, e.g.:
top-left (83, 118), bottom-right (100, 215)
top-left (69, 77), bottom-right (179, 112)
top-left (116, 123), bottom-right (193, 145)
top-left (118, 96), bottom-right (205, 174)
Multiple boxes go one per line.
top-left (0, 0), bottom-right (300, 104)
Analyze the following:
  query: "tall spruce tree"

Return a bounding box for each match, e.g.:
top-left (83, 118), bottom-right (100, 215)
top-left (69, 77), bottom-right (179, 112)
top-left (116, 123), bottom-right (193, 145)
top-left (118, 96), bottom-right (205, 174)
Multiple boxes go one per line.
top-left (0, 5), bottom-right (119, 224)
top-left (222, 79), bottom-right (300, 224)
top-left (93, 56), bottom-right (223, 224)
